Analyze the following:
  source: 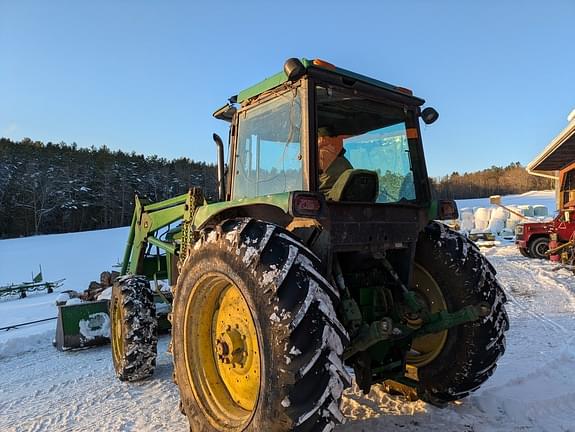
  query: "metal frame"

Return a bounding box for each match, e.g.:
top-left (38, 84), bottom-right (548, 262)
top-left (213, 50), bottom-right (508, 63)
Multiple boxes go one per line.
top-left (305, 69), bottom-right (431, 206)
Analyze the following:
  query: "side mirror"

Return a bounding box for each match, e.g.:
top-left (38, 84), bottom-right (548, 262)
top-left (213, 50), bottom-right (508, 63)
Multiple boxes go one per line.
top-left (432, 199), bottom-right (459, 221)
top-left (421, 107), bottom-right (439, 125)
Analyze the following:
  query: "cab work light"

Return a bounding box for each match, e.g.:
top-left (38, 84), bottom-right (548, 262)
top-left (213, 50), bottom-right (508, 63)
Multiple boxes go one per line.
top-left (312, 59), bottom-right (336, 70)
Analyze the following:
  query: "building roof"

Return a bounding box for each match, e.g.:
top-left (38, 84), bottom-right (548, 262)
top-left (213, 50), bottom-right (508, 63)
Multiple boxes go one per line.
top-left (527, 113), bottom-right (575, 178)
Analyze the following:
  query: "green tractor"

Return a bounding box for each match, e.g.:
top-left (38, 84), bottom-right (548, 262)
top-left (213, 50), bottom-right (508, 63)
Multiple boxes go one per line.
top-left (110, 58), bottom-right (508, 431)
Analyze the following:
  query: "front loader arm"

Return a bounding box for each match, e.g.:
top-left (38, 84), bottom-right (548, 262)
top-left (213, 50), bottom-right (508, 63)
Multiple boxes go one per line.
top-left (121, 194), bottom-right (188, 276)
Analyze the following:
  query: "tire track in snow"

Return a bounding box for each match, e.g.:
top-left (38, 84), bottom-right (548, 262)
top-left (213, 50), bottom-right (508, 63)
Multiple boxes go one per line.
top-left (476, 246), bottom-right (575, 431)
top-left (0, 336), bottom-right (188, 432)
top-left (487, 250), bottom-right (575, 334)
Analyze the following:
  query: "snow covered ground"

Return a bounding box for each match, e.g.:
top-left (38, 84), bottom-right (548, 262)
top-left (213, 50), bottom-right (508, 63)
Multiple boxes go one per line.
top-left (0, 227), bottom-right (128, 350)
top-left (2, 191), bottom-right (575, 431)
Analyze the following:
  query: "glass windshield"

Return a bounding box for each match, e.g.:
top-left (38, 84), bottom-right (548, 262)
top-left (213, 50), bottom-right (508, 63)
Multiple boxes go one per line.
top-left (316, 85), bottom-right (416, 203)
top-left (233, 89), bottom-right (302, 199)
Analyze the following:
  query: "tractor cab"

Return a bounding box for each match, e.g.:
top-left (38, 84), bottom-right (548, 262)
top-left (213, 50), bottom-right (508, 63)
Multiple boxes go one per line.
top-left (214, 58), bottom-right (440, 209)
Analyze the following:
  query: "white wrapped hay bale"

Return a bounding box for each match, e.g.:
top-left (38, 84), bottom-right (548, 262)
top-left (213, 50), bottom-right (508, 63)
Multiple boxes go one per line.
top-left (459, 207), bottom-right (475, 232)
top-left (474, 207), bottom-right (491, 231)
top-left (488, 207), bottom-right (507, 234)
top-left (533, 205), bottom-right (549, 217)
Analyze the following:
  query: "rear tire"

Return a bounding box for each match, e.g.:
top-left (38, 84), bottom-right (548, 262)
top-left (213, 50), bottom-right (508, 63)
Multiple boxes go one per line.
top-left (529, 237), bottom-right (549, 260)
top-left (408, 222), bottom-right (509, 405)
top-left (110, 275), bottom-right (158, 381)
top-left (172, 218), bottom-right (350, 432)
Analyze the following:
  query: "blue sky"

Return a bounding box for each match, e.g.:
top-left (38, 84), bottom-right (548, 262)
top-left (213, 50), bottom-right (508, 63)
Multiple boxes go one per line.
top-left (1, 0), bottom-right (574, 177)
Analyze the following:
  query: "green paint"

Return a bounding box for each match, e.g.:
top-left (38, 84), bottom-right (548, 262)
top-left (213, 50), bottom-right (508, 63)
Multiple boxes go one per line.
top-left (143, 193), bottom-right (187, 211)
top-left (147, 235), bottom-right (176, 255)
top-left (415, 304), bottom-right (482, 336)
top-left (60, 300), bottom-right (109, 334)
top-left (236, 58), bottom-right (423, 104)
top-left (237, 71), bottom-right (289, 103)
top-left (192, 192), bottom-right (291, 228)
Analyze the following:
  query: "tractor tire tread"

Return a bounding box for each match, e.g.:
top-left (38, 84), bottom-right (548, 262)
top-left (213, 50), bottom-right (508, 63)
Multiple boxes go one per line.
top-left (174, 218), bottom-right (349, 432)
top-left (111, 275), bottom-right (158, 382)
top-left (413, 221), bottom-right (509, 405)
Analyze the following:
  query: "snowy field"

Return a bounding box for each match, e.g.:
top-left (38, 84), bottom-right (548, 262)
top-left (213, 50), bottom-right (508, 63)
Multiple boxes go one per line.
top-left (2, 190), bottom-right (575, 431)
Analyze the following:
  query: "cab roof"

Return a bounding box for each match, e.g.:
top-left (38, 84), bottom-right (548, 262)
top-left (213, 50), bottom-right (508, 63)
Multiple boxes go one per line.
top-left (236, 58), bottom-right (424, 104)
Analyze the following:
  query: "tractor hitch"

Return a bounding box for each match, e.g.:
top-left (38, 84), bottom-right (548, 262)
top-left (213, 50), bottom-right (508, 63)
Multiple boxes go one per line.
top-left (342, 302), bottom-right (490, 360)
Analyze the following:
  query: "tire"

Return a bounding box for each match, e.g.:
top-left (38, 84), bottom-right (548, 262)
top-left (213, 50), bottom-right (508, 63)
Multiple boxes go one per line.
top-left (408, 221), bottom-right (509, 405)
top-left (110, 275), bottom-right (158, 381)
top-left (172, 218), bottom-right (350, 432)
top-left (529, 237), bottom-right (549, 260)
top-left (518, 247), bottom-right (531, 258)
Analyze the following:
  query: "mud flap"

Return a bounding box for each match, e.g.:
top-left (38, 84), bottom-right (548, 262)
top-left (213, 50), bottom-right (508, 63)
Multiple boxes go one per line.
top-left (55, 300), bottom-right (111, 351)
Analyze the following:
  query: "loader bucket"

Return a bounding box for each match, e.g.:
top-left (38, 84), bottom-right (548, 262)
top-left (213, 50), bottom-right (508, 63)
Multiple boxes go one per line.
top-left (55, 300), bottom-right (111, 351)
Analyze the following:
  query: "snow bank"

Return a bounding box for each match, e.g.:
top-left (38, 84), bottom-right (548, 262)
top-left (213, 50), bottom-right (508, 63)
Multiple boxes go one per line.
top-left (0, 330), bottom-right (53, 359)
top-left (0, 226), bottom-right (128, 288)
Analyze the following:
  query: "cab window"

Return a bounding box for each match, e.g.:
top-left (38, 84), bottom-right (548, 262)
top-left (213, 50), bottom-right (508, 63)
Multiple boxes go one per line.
top-left (233, 90), bottom-right (302, 199)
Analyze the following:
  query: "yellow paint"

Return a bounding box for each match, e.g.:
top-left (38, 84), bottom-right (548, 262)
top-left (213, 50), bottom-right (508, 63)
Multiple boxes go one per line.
top-left (183, 272), bottom-right (261, 429)
top-left (111, 294), bottom-right (124, 365)
top-left (406, 264), bottom-right (449, 368)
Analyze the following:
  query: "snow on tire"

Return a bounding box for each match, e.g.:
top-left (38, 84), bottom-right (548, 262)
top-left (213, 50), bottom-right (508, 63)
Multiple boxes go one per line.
top-left (172, 218), bottom-right (350, 432)
top-left (110, 275), bottom-right (158, 382)
top-left (412, 221), bottom-right (509, 405)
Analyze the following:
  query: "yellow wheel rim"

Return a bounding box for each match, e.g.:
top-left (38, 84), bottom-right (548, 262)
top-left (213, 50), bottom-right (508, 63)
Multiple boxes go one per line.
top-left (406, 263), bottom-right (449, 368)
top-left (111, 295), bottom-right (124, 364)
top-left (183, 272), bottom-right (261, 429)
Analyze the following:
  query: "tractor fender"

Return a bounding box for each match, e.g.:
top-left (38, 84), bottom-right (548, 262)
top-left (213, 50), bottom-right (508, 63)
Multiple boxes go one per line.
top-left (195, 202), bottom-right (293, 231)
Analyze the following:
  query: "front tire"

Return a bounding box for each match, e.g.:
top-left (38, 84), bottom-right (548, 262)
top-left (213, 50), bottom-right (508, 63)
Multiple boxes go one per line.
top-left (172, 218), bottom-right (350, 432)
top-left (529, 237), bottom-right (549, 259)
top-left (110, 275), bottom-right (158, 381)
top-left (518, 247), bottom-right (531, 258)
top-left (407, 222), bottom-right (509, 405)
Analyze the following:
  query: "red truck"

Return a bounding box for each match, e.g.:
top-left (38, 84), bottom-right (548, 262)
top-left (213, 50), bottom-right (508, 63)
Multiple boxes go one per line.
top-left (516, 162), bottom-right (575, 258)
top-left (515, 216), bottom-right (574, 259)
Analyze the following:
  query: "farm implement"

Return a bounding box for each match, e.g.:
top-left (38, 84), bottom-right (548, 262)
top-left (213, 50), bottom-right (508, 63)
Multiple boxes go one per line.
top-left (61, 58), bottom-right (509, 430)
top-left (0, 270), bottom-right (64, 299)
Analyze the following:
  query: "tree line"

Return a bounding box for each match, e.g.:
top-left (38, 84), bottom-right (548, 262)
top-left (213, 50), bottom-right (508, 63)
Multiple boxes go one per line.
top-left (0, 138), bottom-right (217, 238)
top-left (0, 138), bottom-right (554, 238)
top-left (431, 162), bottom-right (554, 199)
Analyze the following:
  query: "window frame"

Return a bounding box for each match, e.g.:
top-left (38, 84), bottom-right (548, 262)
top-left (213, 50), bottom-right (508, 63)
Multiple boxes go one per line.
top-left (230, 81), bottom-right (309, 200)
top-left (307, 71), bottom-right (431, 206)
